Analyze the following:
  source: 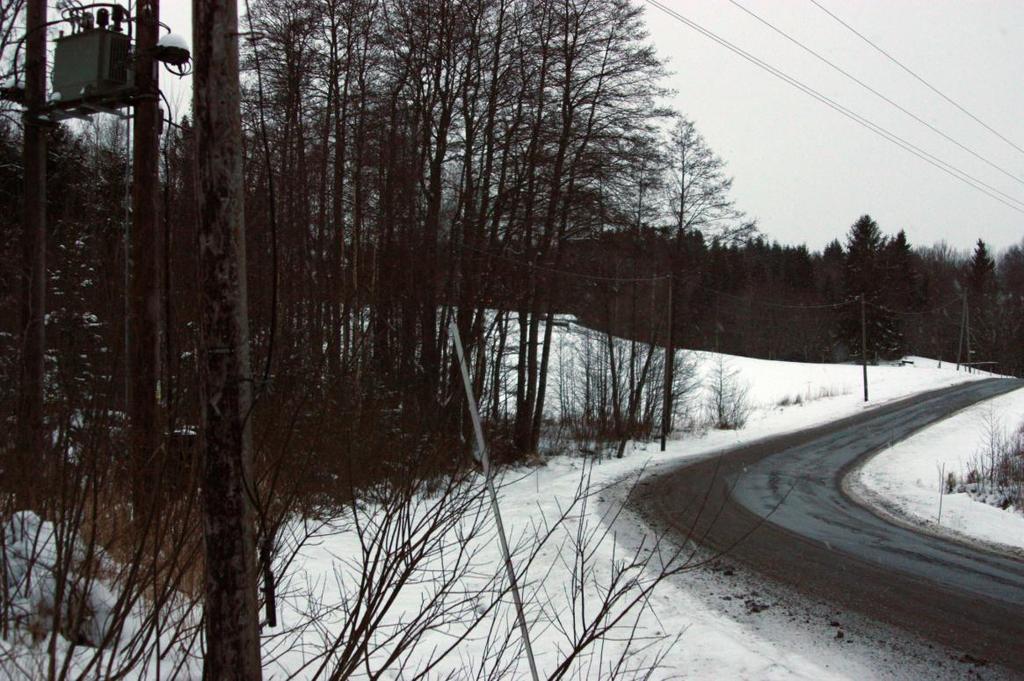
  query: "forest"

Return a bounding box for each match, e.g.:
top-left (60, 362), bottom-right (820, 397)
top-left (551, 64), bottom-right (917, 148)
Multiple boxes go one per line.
top-left (1, 0), bottom-right (1023, 676)
top-left (3, 0), bottom-right (1021, 467)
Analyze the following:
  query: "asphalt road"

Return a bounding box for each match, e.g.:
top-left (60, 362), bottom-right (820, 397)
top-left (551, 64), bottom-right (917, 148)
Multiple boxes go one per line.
top-left (637, 378), bottom-right (1024, 674)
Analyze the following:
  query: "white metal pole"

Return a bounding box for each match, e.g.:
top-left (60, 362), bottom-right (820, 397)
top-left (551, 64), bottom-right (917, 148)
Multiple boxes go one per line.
top-left (450, 320), bottom-right (540, 681)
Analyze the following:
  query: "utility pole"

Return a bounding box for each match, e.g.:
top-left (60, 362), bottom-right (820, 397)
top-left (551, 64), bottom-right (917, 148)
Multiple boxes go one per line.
top-left (661, 274), bottom-right (674, 451)
top-left (964, 295), bottom-right (972, 374)
top-left (129, 0), bottom-right (163, 505)
top-left (956, 294), bottom-right (967, 371)
top-left (860, 294), bottom-right (868, 402)
top-left (193, 0), bottom-right (262, 676)
top-left (16, 0), bottom-right (48, 482)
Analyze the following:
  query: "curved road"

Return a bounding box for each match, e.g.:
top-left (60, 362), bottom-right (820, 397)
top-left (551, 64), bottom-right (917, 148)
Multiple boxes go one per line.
top-left (637, 378), bottom-right (1024, 674)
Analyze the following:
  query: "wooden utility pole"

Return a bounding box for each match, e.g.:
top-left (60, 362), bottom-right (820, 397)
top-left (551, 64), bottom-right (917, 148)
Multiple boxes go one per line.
top-left (129, 0), bottom-right (163, 504)
top-left (661, 274), bottom-right (674, 451)
top-left (16, 0), bottom-right (48, 477)
top-left (964, 295), bottom-right (972, 374)
top-left (193, 0), bottom-right (262, 676)
top-left (860, 294), bottom-right (868, 402)
top-left (956, 294), bottom-right (967, 371)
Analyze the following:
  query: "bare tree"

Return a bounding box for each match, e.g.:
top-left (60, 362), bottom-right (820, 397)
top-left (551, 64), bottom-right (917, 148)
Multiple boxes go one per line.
top-left (0, 0), bottom-right (26, 124)
top-left (704, 354), bottom-right (750, 430)
top-left (667, 116), bottom-right (754, 244)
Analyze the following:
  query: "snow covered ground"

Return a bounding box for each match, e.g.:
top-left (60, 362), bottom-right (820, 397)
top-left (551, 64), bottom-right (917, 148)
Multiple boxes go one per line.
top-left (4, 329), bottom-right (1001, 679)
top-left (260, 346), bottom-right (993, 679)
top-left (856, 384), bottom-right (1024, 554)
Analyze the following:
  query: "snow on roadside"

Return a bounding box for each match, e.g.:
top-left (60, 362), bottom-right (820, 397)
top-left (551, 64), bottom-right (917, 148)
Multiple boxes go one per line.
top-left (857, 385), bottom-right (1024, 553)
top-left (266, 345), bottom-right (990, 679)
top-left (509, 315), bottom-right (989, 430)
top-left (2, 325), bottom-right (994, 679)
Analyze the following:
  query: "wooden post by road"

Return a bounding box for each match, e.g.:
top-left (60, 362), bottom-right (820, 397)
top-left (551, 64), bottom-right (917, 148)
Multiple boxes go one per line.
top-left (661, 274), bottom-right (674, 450)
top-left (860, 294), bottom-right (868, 402)
top-left (16, 0), bottom-right (48, 480)
top-left (194, 0), bottom-right (262, 676)
top-left (965, 296), bottom-right (972, 374)
top-left (956, 294), bottom-right (967, 372)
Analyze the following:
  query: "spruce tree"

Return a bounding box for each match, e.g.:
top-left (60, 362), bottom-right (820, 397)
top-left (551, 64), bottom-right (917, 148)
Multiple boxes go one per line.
top-left (998, 242), bottom-right (1024, 376)
top-left (884, 230), bottom-right (919, 310)
top-left (965, 238), bottom-right (998, 362)
top-left (841, 215), bottom-right (900, 360)
top-left (966, 239), bottom-right (996, 298)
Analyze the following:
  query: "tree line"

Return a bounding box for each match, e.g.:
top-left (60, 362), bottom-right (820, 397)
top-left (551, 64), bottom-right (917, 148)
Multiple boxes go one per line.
top-left (558, 215), bottom-right (1024, 375)
top-left (3, 0), bottom-right (1023, 674)
top-left (4, 0), bottom-right (1023, 476)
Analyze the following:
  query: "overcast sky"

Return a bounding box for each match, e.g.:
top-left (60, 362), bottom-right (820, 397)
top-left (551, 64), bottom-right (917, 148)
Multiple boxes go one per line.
top-left (161, 1), bottom-right (1022, 255)
top-left (641, 0), bottom-right (1024, 254)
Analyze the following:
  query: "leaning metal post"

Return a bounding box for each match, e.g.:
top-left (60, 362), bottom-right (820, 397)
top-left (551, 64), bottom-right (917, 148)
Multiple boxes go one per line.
top-left (450, 320), bottom-right (540, 681)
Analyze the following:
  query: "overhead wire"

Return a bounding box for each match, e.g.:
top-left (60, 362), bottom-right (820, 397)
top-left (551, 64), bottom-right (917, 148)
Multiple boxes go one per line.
top-left (701, 285), bottom-right (854, 310)
top-left (808, 0), bottom-right (1024, 159)
top-left (460, 242), bottom-right (671, 283)
top-left (463, 243), bottom-right (862, 311)
top-left (641, 0), bottom-right (1024, 215)
top-left (865, 295), bottom-right (962, 317)
top-left (726, 0), bottom-right (1024, 189)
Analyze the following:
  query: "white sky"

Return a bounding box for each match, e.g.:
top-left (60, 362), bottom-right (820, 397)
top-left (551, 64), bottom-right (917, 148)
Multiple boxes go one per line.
top-left (642, 0), bottom-right (1024, 254)
top-left (160, 1), bottom-right (1023, 254)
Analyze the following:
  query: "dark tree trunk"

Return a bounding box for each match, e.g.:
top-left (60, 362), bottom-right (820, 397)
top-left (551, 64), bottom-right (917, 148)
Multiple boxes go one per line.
top-left (16, 0), bottom-right (47, 495)
top-left (193, 0), bottom-right (263, 677)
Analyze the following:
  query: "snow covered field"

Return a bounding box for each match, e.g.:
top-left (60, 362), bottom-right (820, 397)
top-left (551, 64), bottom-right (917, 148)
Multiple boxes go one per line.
top-left (857, 384), bottom-right (1024, 554)
top-left (4, 329), bottom-right (1000, 679)
top-left (260, 345), bottom-right (992, 679)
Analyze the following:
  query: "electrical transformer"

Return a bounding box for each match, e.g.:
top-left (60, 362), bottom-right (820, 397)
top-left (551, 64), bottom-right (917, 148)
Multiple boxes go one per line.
top-left (51, 28), bottom-right (133, 106)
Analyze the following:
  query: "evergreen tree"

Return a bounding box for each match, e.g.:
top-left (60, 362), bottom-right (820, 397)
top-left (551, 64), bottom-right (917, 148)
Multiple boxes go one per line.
top-left (965, 238), bottom-right (998, 362)
top-left (966, 239), bottom-right (997, 298)
top-left (880, 229), bottom-right (922, 353)
top-left (998, 241), bottom-right (1024, 376)
top-left (817, 238), bottom-right (845, 304)
top-left (841, 215), bottom-right (900, 360)
top-left (883, 230), bottom-right (919, 310)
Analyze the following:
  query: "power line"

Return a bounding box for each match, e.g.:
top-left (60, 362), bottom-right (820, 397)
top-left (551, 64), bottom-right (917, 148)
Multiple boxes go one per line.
top-left (465, 243), bottom-right (959, 315)
top-left (460, 242), bottom-right (671, 283)
top-left (702, 285), bottom-right (854, 310)
top-left (726, 0), bottom-right (1024, 189)
top-left (866, 295), bottom-right (961, 317)
top-left (808, 0), bottom-right (1024, 159)
top-left (642, 0), bottom-right (1024, 215)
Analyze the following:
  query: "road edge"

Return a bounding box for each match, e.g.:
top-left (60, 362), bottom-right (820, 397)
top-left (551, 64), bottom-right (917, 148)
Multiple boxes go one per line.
top-left (840, 384), bottom-right (1024, 561)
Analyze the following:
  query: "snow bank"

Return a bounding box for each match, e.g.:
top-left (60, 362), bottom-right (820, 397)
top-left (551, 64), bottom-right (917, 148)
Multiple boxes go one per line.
top-left (858, 385), bottom-right (1024, 552)
top-left (262, 331), bottom-right (990, 678)
top-left (0, 512), bottom-right (200, 679)
top-left (500, 316), bottom-right (986, 428)
top-left (2, 512), bottom-right (115, 647)
top-left (1, 512), bottom-right (124, 677)
top-left (4, 315), bottom-right (992, 677)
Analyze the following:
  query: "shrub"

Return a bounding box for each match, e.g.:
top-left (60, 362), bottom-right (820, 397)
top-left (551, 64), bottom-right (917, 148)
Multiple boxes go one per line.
top-left (705, 356), bottom-right (751, 430)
